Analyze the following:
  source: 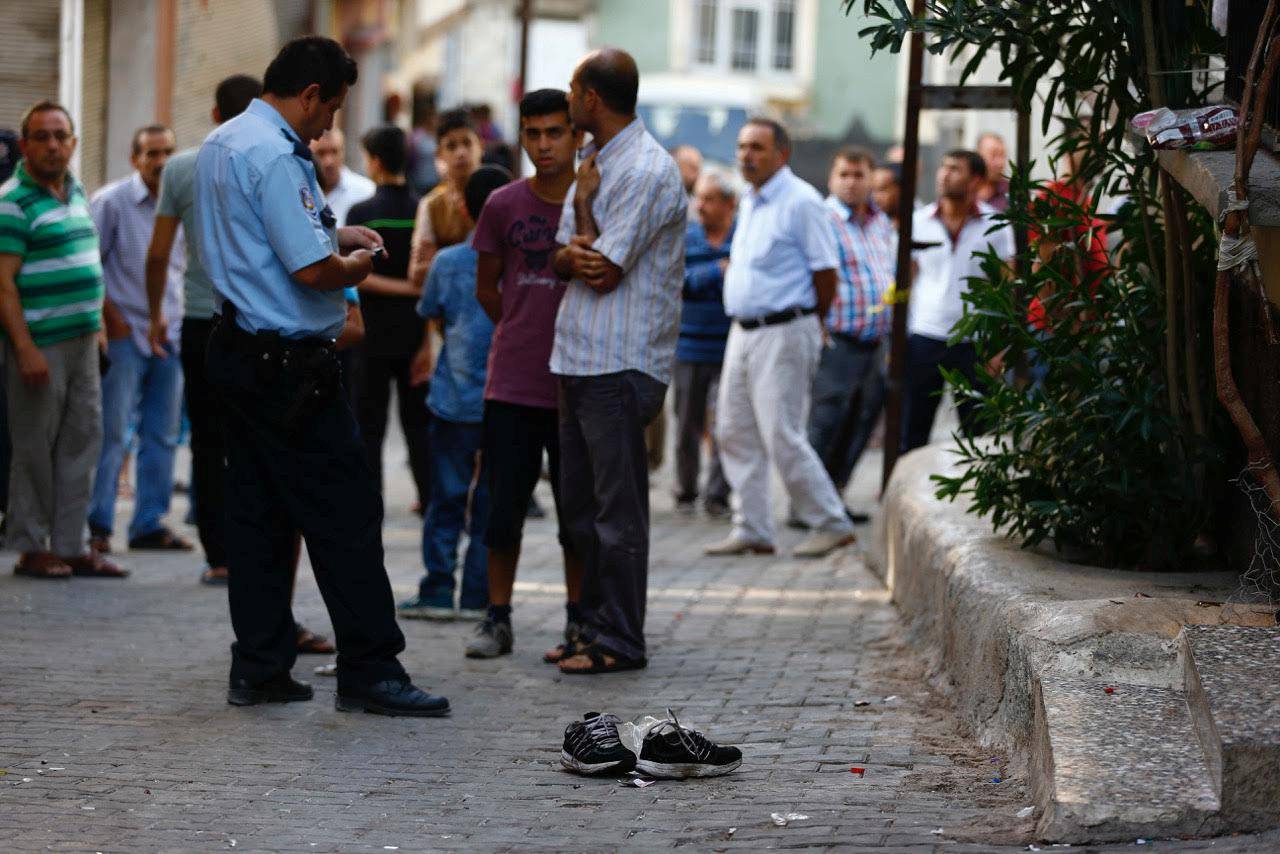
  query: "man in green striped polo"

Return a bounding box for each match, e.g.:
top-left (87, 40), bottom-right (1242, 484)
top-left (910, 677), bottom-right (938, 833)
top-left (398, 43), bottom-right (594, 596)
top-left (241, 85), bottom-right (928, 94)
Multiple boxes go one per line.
top-left (0, 101), bottom-right (125, 579)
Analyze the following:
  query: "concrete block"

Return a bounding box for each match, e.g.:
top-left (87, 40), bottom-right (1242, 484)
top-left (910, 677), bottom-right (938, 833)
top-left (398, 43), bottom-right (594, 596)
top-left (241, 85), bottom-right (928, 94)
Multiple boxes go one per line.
top-left (1032, 674), bottom-right (1218, 842)
top-left (1182, 625), bottom-right (1280, 828)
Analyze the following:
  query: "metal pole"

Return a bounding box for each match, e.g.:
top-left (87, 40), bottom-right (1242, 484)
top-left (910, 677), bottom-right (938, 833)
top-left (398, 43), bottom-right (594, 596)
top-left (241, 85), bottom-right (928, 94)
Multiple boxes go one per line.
top-left (881, 0), bottom-right (926, 494)
top-left (514, 0), bottom-right (533, 177)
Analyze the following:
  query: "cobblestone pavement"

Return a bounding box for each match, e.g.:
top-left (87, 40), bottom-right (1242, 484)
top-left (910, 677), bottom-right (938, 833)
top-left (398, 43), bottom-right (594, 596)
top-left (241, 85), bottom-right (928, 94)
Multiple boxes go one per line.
top-left (2, 438), bottom-right (1276, 852)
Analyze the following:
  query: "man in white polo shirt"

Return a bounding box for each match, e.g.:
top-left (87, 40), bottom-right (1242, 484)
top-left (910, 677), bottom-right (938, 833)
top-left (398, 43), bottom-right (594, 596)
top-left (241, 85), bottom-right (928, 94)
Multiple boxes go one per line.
top-left (903, 148), bottom-right (1015, 451)
top-left (706, 118), bottom-right (856, 560)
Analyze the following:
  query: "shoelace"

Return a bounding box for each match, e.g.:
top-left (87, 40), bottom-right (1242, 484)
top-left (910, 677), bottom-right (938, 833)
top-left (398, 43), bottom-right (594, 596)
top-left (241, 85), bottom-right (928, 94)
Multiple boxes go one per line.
top-left (648, 708), bottom-right (717, 761)
top-left (569, 713), bottom-right (623, 752)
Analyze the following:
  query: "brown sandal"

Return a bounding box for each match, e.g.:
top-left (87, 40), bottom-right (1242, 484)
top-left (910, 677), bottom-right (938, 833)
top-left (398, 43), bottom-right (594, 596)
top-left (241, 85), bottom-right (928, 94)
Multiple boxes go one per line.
top-left (558, 642), bottom-right (647, 675)
top-left (14, 552), bottom-right (71, 579)
top-left (296, 626), bottom-right (336, 654)
top-left (61, 550), bottom-right (129, 578)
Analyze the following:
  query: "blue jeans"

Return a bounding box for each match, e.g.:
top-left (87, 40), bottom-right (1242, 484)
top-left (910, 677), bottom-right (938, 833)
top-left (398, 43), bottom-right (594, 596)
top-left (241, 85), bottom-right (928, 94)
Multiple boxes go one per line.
top-left (420, 418), bottom-right (489, 609)
top-left (89, 338), bottom-right (184, 540)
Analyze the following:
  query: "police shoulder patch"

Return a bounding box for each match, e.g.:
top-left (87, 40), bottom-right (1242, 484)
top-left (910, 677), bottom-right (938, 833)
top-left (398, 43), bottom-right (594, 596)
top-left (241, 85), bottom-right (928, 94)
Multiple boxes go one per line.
top-left (299, 186), bottom-right (317, 213)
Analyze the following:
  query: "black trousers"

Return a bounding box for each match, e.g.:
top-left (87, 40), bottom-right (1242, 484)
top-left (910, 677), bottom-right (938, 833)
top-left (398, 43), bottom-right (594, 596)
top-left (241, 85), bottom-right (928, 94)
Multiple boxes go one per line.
top-left (901, 334), bottom-right (982, 453)
top-left (558, 371), bottom-right (666, 661)
top-left (351, 347), bottom-right (431, 503)
top-left (206, 328), bottom-right (407, 691)
top-left (180, 319), bottom-right (226, 568)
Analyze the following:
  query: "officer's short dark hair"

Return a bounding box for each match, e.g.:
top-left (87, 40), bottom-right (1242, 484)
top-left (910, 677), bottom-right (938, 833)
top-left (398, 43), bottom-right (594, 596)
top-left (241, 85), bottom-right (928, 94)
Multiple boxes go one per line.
top-left (464, 165), bottom-right (511, 221)
top-left (744, 117), bottom-right (790, 154)
top-left (575, 48), bottom-right (639, 115)
top-left (833, 145), bottom-right (875, 170)
top-left (131, 124), bottom-right (172, 157)
top-left (215, 74), bottom-right (262, 121)
top-left (520, 89), bottom-right (570, 123)
top-left (436, 108), bottom-right (477, 141)
top-left (20, 101), bottom-right (75, 139)
top-left (944, 148), bottom-right (987, 180)
top-left (263, 36), bottom-right (357, 101)
top-left (361, 125), bottom-right (407, 176)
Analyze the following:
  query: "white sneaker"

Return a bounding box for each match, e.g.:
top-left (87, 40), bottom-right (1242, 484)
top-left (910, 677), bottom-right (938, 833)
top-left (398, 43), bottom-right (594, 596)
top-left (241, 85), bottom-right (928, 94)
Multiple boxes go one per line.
top-left (703, 536), bottom-right (776, 556)
top-left (792, 529), bottom-right (856, 558)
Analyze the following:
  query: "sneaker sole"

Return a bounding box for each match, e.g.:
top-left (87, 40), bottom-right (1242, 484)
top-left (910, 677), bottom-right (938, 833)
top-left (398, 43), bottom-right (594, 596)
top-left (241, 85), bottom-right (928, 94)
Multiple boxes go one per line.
top-left (334, 696), bottom-right (451, 717)
top-left (227, 688), bottom-right (314, 706)
top-left (398, 608), bottom-right (456, 621)
top-left (634, 758), bottom-right (742, 779)
top-left (792, 533), bottom-right (857, 558)
top-left (559, 749), bottom-right (636, 775)
top-left (464, 645), bottom-right (512, 659)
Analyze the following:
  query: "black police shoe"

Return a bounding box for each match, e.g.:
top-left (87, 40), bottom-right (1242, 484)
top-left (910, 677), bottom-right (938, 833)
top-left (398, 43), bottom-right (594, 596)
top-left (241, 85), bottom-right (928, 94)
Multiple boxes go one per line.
top-left (635, 709), bottom-right (742, 779)
top-left (227, 673), bottom-right (314, 706)
top-left (335, 678), bottom-right (451, 717)
top-left (560, 712), bottom-right (637, 775)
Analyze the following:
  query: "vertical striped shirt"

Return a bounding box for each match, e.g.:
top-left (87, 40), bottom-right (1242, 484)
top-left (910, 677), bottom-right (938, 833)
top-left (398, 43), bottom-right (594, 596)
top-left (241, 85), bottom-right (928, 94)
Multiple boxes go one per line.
top-left (0, 160), bottom-right (103, 347)
top-left (825, 196), bottom-right (895, 341)
top-left (552, 118), bottom-right (687, 384)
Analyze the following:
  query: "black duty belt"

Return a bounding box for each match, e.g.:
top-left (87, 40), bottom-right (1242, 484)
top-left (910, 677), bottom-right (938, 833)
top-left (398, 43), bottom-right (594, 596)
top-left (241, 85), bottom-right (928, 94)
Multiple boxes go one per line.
top-left (735, 305), bottom-right (817, 330)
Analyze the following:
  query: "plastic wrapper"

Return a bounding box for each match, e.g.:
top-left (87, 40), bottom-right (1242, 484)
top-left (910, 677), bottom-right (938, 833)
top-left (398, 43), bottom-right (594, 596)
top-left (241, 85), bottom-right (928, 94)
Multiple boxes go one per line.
top-left (1133, 105), bottom-right (1237, 150)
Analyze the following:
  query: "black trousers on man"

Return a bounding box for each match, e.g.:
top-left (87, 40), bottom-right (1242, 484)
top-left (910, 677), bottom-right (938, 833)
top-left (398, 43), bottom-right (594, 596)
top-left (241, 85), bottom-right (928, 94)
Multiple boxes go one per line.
top-left (901, 334), bottom-right (982, 453)
top-left (206, 321), bottom-right (408, 691)
top-left (351, 349), bottom-right (431, 502)
top-left (558, 370), bottom-right (665, 662)
top-left (180, 318), bottom-right (226, 568)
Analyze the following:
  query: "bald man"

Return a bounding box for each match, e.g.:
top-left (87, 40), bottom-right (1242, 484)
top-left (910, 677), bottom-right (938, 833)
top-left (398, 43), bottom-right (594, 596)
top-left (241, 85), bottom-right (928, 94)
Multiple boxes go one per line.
top-left (310, 128), bottom-right (375, 225)
top-left (551, 47), bottom-right (688, 675)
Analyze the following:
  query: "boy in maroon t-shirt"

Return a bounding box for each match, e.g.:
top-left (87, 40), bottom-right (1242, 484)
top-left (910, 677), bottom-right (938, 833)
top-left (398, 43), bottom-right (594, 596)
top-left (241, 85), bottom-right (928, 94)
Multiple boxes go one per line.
top-left (463, 89), bottom-right (586, 660)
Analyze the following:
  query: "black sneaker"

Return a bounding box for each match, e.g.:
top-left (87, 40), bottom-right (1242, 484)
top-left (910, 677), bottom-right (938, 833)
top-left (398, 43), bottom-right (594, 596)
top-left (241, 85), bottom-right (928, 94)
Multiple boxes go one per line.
top-left (560, 712), bottom-right (637, 775)
top-left (635, 709), bottom-right (742, 778)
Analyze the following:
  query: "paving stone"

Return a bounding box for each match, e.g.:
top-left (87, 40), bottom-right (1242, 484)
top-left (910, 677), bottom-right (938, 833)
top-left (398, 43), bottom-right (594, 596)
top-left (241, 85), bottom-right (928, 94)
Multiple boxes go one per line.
top-left (2, 445), bottom-right (1278, 850)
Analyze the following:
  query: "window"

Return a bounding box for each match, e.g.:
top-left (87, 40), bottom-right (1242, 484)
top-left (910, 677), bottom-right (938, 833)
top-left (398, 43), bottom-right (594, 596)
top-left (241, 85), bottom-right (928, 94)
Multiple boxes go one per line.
top-left (695, 0), bottom-right (718, 65)
top-left (692, 1), bottom-right (799, 76)
top-left (731, 7), bottom-right (759, 71)
top-left (773, 0), bottom-right (795, 71)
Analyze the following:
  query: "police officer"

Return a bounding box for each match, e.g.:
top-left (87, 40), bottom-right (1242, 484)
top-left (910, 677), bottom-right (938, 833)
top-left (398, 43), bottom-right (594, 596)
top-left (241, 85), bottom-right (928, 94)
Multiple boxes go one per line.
top-left (196, 36), bottom-right (449, 717)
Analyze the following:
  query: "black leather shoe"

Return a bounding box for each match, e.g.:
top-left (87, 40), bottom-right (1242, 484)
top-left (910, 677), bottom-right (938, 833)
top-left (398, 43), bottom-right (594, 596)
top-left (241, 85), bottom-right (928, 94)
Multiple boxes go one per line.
top-left (227, 673), bottom-right (314, 706)
top-left (335, 678), bottom-right (450, 717)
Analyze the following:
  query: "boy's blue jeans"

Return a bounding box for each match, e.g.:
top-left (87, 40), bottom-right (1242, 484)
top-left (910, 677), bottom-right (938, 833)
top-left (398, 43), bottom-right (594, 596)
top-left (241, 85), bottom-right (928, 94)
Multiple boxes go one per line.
top-left (420, 417), bottom-right (489, 609)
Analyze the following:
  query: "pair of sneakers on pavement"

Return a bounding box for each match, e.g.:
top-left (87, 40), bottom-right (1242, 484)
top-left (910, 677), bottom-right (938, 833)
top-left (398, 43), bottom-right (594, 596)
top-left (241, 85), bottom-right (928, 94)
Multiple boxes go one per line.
top-left (704, 527), bottom-right (855, 559)
top-left (560, 710), bottom-right (742, 779)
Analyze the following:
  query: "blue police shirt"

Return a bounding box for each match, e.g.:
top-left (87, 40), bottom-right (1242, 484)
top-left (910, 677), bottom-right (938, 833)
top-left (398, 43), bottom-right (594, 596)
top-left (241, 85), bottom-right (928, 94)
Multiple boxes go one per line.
top-left (195, 98), bottom-right (344, 339)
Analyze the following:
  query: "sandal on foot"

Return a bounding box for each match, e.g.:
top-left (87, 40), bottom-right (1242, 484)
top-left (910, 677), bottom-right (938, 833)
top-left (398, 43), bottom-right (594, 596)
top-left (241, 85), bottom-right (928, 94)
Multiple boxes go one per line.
top-left (14, 552), bottom-right (72, 579)
top-left (129, 527), bottom-right (194, 551)
top-left (558, 642), bottom-right (646, 675)
top-left (296, 626), bottom-right (336, 655)
top-left (200, 566), bottom-right (229, 586)
top-left (543, 639), bottom-right (583, 664)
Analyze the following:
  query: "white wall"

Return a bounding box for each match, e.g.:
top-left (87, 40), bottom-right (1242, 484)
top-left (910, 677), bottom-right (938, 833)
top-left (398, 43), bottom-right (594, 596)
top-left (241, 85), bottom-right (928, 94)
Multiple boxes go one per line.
top-left (105, 0), bottom-right (157, 184)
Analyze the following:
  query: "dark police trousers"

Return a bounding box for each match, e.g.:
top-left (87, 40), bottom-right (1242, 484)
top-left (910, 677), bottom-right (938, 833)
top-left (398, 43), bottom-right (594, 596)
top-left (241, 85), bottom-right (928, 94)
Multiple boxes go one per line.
top-left (205, 311), bottom-right (408, 692)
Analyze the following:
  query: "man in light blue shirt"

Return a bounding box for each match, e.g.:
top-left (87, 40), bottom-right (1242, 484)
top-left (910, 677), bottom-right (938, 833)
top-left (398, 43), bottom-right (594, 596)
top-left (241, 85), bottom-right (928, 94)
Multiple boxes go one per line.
top-left (88, 123), bottom-right (189, 555)
top-left (708, 118), bottom-right (855, 560)
top-left (195, 36), bottom-right (448, 718)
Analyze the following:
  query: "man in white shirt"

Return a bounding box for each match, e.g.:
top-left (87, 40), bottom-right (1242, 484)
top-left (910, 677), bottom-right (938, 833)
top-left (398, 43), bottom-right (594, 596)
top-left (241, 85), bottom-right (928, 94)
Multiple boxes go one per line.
top-left (903, 149), bottom-right (1015, 451)
top-left (705, 118), bottom-right (856, 560)
top-left (310, 128), bottom-right (375, 225)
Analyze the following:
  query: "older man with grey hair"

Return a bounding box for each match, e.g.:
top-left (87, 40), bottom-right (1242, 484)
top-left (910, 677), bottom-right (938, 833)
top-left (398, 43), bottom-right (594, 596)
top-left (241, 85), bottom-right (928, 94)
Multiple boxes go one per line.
top-left (673, 166), bottom-right (736, 517)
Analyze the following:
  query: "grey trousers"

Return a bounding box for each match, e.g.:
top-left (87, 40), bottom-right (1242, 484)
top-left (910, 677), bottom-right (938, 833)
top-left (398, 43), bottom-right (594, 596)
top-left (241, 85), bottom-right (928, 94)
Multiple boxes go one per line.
top-left (5, 333), bottom-right (102, 556)
top-left (671, 360), bottom-right (729, 506)
top-left (558, 370), bottom-right (666, 661)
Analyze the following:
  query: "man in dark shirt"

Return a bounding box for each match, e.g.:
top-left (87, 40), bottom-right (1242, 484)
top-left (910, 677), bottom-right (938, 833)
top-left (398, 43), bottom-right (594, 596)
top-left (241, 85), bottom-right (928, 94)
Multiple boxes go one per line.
top-left (346, 125), bottom-right (430, 506)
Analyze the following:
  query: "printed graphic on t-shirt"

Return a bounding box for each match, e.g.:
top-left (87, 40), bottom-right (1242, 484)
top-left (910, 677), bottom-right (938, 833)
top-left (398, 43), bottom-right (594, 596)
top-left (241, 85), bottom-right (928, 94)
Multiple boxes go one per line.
top-left (507, 214), bottom-right (559, 287)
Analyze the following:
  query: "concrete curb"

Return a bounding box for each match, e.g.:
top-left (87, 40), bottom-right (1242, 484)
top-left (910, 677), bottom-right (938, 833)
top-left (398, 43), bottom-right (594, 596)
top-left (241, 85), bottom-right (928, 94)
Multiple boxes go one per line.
top-left (865, 443), bottom-right (1275, 843)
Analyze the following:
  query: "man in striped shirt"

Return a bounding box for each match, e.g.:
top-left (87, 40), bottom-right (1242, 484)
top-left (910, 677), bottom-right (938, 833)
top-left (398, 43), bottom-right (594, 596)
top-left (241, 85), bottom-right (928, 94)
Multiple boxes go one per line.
top-left (0, 101), bottom-right (124, 579)
top-left (806, 147), bottom-right (894, 505)
top-left (551, 48), bottom-right (687, 674)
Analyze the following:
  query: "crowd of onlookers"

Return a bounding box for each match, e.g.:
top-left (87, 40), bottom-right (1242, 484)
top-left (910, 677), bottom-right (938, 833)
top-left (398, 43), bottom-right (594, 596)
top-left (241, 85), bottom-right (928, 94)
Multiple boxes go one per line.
top-left (0, 42), bottom-right (1039, 672)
